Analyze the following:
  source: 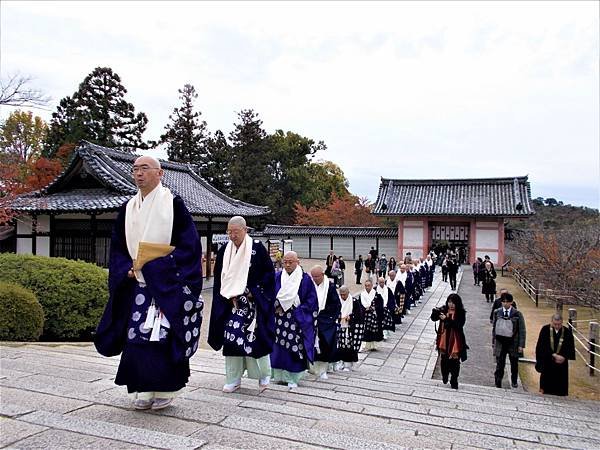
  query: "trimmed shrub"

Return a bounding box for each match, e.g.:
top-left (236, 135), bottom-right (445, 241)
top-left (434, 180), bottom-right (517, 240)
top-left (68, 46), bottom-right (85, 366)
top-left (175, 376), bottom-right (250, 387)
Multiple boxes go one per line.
top-left (0, 281), bottom-right (44, 341)
top-left (0, 254), bottom-right (108, 340)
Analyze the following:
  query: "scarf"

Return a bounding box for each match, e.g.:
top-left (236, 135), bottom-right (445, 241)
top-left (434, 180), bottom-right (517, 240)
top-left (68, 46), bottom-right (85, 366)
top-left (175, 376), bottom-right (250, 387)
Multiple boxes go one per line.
top-left (125, 182), bottom-right (173, 284)
top-left (437, 312), bottom-right (462, 358)
top-left (277, 266), bottom-right (303, 312)
top-left (339, 293), bottom-right (353, 318)
top-left (397, 271), bottom-right (408, 285)
top-left (386, 277), bottom-right (399, 293)
top-left (360, 288), bottom-right (376, 309)
top-left (314, 275), bottom-right (329, 312)
top-left (550, 326), bottom-right (564, 354)
top-left (220, 234), bottom-right (252, 299)
top-left (376, 284), bottom-right (389, 303)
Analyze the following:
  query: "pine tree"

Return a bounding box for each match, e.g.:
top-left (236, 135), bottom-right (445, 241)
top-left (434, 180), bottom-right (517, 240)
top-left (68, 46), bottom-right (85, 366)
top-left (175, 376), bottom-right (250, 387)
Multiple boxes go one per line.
top-left (202, 130), bottom-right (232, 194)
top-left (159, 84), bottom-right (207, 163)
top-left (228, 109), bottom-right (272, 206)
top-left (44, 67), bottom-right (149, 156)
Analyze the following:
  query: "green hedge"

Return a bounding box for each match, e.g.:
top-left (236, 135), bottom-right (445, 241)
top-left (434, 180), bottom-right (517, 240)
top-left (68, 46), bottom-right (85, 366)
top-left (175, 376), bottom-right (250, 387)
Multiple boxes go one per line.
top-left (0, 254), bottom-right (108, 340)
top-left (0, 281), bottom-right (44, 341)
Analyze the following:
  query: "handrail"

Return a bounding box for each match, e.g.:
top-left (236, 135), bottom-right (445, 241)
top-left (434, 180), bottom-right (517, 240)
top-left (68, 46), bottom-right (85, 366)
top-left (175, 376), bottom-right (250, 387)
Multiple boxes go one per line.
top-left (501, 257), bottom-right (511, 277)
top-left (568, 322), bottom-right (600, 374)
top-left (513, 268), bottom-right (540, 307)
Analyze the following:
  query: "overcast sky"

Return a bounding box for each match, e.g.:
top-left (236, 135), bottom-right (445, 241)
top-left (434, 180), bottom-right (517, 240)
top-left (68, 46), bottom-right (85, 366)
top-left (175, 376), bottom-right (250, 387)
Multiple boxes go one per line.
top-left (1, 1), bottom-right (598, 208)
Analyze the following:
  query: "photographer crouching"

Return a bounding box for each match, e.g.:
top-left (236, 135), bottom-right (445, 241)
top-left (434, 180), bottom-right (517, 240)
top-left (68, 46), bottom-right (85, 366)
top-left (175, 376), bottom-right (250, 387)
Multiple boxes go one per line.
top-left (431, 294), bottom-right (469, 389)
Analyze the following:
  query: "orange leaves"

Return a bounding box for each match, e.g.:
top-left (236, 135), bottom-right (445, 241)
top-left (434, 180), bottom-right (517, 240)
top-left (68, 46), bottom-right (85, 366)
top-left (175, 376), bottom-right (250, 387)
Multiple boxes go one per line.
top-left (294, 192), bottom-right (385, 227)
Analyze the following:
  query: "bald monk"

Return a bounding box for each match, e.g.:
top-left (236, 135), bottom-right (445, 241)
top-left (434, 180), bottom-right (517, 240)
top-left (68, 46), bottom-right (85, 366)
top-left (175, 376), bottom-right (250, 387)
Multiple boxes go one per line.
top-left (270, 251), bottom-right (318, 389)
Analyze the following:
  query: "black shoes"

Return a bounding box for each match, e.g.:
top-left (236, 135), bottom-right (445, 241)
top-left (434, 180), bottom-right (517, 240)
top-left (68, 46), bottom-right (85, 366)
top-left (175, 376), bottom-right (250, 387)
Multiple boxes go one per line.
top-left (511, 382), bottom-right (518, 388)
top-left (442, 376), bottom-right (448, 384)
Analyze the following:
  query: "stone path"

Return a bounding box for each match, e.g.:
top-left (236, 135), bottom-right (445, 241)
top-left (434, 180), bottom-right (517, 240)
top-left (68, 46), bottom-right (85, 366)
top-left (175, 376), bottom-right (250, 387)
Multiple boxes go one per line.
top-left (456, 268), bottom-right (513, 388)
top-left (359, 267), bottom-right (461, 380)
top-left (2, 268), bottom-right (600, 449)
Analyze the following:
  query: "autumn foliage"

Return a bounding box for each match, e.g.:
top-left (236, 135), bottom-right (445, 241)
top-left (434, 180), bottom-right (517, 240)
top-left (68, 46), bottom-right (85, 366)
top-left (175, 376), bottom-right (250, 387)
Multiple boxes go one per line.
top-left (0, 112), bottom-right (67, 224)
top-left (294, 192), bottom-right (384, 227)
top-left (513, 226), bottom-right (600, 309)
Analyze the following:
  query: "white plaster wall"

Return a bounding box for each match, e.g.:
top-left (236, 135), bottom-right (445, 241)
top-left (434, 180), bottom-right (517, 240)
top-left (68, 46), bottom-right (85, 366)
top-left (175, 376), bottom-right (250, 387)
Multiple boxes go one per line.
top-left (476, 251), bottom-right (498, 264)
top-left (476, 221), bottom-right (498, 229)
top-left (36, 236), bottom-right (50, 256)
top-left (332, 238), bottom-right (353, 260)
top-left (378, 238), bottom-right (398, 259)
top-left (291, 237), bottom-right (310, 258)
top-left (17, 216), bottom-right (32, 234)
top-left (475, 229), bottom-right (499, 250)
top-left (17, 238), bottom-right (32, 254)
top-left (311, 237), bottom-right (331, 259)
top-left (37, 215), bottom-right (50, 233)
top-left (403, 248), bottom-right (423, 259)
top-left (355, 238), bottom-right (376, 258)
top-left (403, 227), bottom-right (424, 247)
top-left (404, 220), bottom-right (424, 227)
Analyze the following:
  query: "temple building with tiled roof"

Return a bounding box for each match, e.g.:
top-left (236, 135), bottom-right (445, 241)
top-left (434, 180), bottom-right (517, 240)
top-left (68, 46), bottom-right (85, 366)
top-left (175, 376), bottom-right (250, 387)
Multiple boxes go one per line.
top-left (7, 141), bottom-right (269, 273)
top-left (261, 224), bottom-right (398, 260)
top-left (372, 176), bottom-right (534, 264)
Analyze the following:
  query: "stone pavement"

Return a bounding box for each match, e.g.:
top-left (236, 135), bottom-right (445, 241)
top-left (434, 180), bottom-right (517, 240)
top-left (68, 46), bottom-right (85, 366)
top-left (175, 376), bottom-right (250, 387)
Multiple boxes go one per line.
top-left (357, 267), bottom-right (460, 381)
top-left (2, 269), bottom-right (600, 449)
top-left (455, 268), bottom-right (514, 388)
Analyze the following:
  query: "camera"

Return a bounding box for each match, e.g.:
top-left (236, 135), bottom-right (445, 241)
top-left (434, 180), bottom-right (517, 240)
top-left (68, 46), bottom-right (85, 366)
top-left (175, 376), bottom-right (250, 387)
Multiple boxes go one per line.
top-left (430, 307), bottom-right (443, 321)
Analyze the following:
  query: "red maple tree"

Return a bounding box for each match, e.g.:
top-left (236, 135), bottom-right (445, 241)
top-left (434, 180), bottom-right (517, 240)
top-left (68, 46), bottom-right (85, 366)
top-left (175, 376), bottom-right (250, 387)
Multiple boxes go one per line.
top-left (294, 192), bottom-right (384, 227)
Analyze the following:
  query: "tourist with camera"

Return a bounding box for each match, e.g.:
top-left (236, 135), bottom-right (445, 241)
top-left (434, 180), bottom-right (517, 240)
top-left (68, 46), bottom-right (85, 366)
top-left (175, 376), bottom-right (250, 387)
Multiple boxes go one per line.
top-left (431, 293), bottom-right (468, 389)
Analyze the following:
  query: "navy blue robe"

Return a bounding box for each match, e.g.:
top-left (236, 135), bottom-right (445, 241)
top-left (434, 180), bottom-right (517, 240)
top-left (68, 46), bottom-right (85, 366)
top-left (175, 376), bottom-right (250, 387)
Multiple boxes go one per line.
top-left (315, 280), bottom-right (341, 363)
top-left (95, 196), bottom-right (203, 393)
top-left (335, 297), bottom-right (365, 362)
top-left (271, 272), bottom-right (318, 373)
top-left (208, 240), bottom-right (275, 358)
top-left (363, 293), bottom-right (384, 343)
top-left (381, 287), bottom-right (396, 332)
top-left (391, 281), bottom-right (405, 324)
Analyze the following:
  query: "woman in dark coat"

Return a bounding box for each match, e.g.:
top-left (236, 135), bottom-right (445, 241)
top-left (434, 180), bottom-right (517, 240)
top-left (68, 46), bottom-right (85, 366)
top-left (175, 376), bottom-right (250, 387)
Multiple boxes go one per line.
top-left (480, 261), bottom-right (497, 303)
top-left (431, 293), bottom-right (468, 389)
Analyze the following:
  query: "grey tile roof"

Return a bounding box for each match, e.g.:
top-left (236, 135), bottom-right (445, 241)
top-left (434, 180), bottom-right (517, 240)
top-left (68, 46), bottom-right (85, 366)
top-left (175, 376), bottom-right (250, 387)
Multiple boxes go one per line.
top-left (10, 141), bottom-right (270, 217)
top-left (9, 188), bottom-right (132, 213)
top-left (263, 224), bottom-right (398, 237)
top-left (372, 176), bottom-right (534, 217)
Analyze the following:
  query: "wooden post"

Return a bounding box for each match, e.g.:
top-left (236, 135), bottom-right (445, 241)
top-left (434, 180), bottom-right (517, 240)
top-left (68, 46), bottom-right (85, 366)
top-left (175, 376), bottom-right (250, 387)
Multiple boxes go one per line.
top-left (590, 322), bottom-right (598, 377)
top-left (568, 308), bottom-right (577, 328)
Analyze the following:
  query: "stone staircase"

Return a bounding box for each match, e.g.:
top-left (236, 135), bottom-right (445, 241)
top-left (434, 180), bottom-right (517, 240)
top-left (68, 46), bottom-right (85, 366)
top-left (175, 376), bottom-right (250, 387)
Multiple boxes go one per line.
top-left (2, 342), bottom-right (599, 449)
top-left (2, 268), bottom-right (599, 449)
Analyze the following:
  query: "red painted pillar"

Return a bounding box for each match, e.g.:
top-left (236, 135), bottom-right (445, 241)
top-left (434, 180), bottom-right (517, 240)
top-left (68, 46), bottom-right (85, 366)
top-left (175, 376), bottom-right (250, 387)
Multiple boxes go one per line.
top-left (423, 218), bottom-right (429, 258)
top-left (498, 219), bottom-right (505, 266)
top-left (397, 219), bottom-right (404, 260)
top-left (469, 219), bottom-right (477, 264)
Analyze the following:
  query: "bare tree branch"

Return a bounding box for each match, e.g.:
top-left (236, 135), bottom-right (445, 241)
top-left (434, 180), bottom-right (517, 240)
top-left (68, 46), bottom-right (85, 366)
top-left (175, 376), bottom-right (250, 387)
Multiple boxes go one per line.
top-left (0, 74), bottom-right (50, 109)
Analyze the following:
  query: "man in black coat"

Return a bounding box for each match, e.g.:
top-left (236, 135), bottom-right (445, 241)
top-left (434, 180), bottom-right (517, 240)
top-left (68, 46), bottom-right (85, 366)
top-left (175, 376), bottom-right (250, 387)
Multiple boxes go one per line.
top-left (446, 257), bottom-right (458, 291)
top-left (354, 255), bottom-right (363, 284)
top-left (489, 289), bottom-right (517, 324)
top-left (492, 293), bottom-right (526, 388)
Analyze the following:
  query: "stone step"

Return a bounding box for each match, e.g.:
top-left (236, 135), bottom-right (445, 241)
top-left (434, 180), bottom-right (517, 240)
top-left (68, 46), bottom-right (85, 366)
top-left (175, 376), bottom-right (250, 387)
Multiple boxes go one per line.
top-left (15, 410), bottom-right (206, 449)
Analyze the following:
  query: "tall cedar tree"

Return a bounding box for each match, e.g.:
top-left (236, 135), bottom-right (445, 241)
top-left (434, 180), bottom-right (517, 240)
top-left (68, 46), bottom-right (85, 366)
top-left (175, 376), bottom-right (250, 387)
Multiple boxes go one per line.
top-left (202, 130), bottom-right (233, 194)
top-left (44, 67), bottom-right (149, 156)
top-left (228, 109), bottom-right (272, 207)
top-left (159, 84), bottom-right (208, 163)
